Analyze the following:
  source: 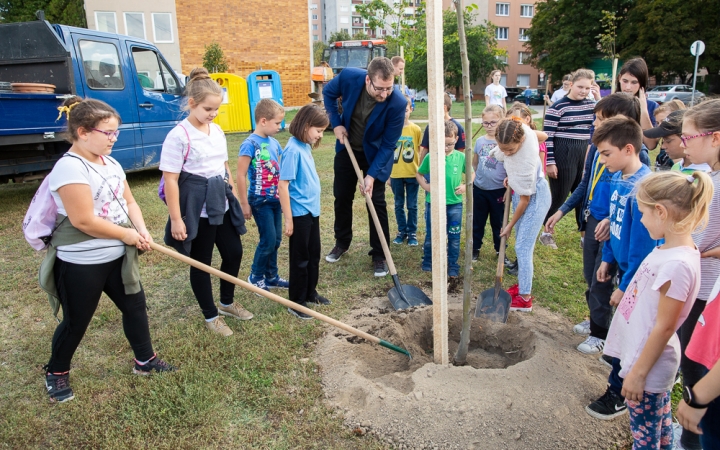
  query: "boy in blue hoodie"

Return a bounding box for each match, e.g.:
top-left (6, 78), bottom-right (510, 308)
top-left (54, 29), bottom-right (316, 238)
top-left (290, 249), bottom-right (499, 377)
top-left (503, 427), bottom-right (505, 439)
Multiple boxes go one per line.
top-left (545, 94), bottom-right (642, 355)
top-left (584, 116), bottom-right (658, 421)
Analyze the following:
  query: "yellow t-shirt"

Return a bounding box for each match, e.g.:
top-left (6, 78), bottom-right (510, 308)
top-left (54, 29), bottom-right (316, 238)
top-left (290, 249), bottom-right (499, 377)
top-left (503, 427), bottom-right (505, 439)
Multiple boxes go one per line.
top-left (390, 122), bottom-right (423, 178)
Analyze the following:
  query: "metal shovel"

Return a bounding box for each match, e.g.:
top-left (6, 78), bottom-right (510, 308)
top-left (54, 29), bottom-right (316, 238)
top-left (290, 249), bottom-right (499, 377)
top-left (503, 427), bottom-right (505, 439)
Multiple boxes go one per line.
top-left (343, 137), bottom-right (432, 310)
top-left (475, 188), bottom-right (512, 322)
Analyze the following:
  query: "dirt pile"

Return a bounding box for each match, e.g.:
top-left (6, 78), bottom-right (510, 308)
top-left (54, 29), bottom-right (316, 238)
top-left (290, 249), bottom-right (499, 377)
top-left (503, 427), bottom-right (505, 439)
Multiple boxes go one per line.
top-left (315, 295), bottom-right (630, 449)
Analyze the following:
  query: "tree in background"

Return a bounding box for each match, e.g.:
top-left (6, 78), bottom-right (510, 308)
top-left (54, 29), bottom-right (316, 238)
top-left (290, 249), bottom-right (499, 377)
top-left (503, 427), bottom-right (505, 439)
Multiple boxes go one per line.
top-left (353, 30), bottom-right (370, 40)
top-left (354, 0), bottom-right (415, 55)
top-left (328, 30), bottom-right (352, 43)
top-left (0, 0), bottom-right (86, 27)
top-left (203, 42), bottom-right (229, 74)
top-left (313, 41), bottom-right (328, 66)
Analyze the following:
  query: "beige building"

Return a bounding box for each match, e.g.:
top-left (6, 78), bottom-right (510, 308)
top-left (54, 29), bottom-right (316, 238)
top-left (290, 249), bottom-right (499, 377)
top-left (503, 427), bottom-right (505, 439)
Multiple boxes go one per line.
top-left (311, 1), bottom-right (323, 43)
top-left (84, 0), bottom-right (183, 72)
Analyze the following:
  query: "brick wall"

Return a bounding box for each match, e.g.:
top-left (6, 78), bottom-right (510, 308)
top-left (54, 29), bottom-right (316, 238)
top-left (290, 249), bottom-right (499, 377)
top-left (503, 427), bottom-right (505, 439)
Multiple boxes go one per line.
top-left (175, 0), bottom-right (312, 107)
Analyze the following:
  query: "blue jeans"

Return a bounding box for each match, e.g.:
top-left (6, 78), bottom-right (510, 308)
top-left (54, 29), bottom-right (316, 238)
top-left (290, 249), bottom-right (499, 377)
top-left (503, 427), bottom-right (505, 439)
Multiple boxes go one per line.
top-left (512, 177), bottom-right (551, 295)
top-left (249, 197), bottom-right (282, 279)
top-left (422, 202), bottom-right (462, 277)
top-left (390, 177), bottom-right (419, 236)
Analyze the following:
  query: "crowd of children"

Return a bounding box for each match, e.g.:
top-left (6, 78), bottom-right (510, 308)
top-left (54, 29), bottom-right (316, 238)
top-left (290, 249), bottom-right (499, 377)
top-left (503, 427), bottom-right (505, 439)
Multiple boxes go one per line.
top-left (32, 62), bottom-right (720, 449)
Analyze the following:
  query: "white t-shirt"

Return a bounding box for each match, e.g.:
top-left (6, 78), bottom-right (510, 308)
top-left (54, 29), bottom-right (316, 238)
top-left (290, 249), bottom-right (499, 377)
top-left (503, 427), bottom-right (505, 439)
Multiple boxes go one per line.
top-left (48, 152), bottom-right (128, 264)
top-left (604, 245), bottom-right (701, 393)
top-left (160, 119), bottom-right (228, 217)
top-left (549, 88), bottom-right (567, 104)
top-left (484, 84), bottom-right (507, 106)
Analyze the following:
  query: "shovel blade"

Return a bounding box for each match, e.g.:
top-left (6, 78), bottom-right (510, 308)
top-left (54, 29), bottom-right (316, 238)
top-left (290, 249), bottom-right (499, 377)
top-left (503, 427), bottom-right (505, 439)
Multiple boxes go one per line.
top-left (475, 287), bottom-right (512, 323)
top-left (388, 285), bottom-right (432, 310)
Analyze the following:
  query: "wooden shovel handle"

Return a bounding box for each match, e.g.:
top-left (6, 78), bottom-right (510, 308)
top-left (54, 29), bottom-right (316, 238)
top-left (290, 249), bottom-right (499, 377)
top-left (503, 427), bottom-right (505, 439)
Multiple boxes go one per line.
top-left (496, 188), bottom-right (511, 279)
top-left (342, 137), bottom-right (398, 276)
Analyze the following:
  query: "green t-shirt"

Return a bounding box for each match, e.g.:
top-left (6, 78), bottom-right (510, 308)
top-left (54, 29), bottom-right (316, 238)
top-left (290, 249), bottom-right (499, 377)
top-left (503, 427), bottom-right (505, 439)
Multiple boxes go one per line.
top-left (417, 150), bottom-right (466, 205)
top-left (671, 160), bottom-right (712, 175)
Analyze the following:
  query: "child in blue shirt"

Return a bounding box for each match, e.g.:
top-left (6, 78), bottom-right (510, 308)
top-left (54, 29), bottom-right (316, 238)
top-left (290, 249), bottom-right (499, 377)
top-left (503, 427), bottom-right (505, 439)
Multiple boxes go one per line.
top-left (279, 104), bottom-right (331, 320)
top-left (237, 99), bottom-right (288, 291)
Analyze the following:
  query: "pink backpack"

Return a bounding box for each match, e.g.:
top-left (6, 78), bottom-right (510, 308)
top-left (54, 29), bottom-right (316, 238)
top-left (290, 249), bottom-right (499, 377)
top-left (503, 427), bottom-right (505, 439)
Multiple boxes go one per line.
top-left (22, 175), bottom-right (60, 250)
top-left (158, 124), bottom-right (191, 204)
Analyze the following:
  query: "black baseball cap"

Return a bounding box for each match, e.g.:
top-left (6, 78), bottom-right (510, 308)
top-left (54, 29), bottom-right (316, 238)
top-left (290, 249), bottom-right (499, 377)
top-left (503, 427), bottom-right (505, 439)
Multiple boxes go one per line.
top-left (643, 110), bottom-right (685, 139)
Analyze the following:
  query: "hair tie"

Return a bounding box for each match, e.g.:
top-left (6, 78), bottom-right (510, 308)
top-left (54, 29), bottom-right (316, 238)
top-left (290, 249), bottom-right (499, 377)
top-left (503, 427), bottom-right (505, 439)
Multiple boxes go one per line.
top-left (510, 115), bottom-right (523, 123)
top-left (687, 175), bottom-right (695, 183)
top-left (56, 102), bottom-right (79, 121)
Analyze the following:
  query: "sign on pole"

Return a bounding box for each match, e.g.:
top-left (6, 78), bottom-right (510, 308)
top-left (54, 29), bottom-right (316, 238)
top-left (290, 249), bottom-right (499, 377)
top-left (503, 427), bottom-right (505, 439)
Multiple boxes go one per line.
top-left (691, 41), bottom-right (705, 106)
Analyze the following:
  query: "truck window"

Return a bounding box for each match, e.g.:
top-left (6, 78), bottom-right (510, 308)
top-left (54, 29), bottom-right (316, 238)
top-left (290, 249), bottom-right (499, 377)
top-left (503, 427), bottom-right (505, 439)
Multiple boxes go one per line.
top-left (79, 41), bottom-right (124, 90)
top-left (131, 47), bottom-right (182, 95)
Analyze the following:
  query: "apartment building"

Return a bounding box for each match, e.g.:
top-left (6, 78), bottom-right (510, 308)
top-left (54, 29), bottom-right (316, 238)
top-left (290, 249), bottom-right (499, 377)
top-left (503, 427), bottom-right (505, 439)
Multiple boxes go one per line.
top-left (310, 1), bottom-right (323, 43)
top-left (322, 0), bottom-right (422, 42)
top-left (84, 0), bottom-right (182, 72)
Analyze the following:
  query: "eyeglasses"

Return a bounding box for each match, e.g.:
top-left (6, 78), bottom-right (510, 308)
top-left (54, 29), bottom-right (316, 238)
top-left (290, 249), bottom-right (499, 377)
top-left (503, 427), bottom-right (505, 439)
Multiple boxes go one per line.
top-left (681, 131), bottom-right (716, 146)
top-left (482, 121), bottom-right (498, 127)
top-left (92, 128), bottom-right (120, 140)
top-left (369, 78), bottom-right (394, 93)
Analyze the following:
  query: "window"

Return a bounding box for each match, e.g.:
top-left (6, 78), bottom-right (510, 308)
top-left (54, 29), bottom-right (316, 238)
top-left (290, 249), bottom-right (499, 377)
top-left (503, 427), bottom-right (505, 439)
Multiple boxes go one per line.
top-left (495, 27), bottom-right (508, 40)
top-left (518, 52), bottom-right (530, 64)
top-left (519, 28), bottom-right (529, 41)
top-left (123, 12), bottom-right (145, 39)
top-left (151, 13), bottom-right (173, 43)
top-left (520, 4), bottom-right (534, 17)
top-left (95, 12), bottom-right (117, 34)
top-left (496, 2), bottom-right (509, 16)
top-left (310, 3), bottom-right (318, 9)
top-left (131, 47), bottom-right (182, 95)
top-left (500, 74), bottom-right (507, 86)
top-left (313, 35), bottom-right (319, 41)
top-left (340, 16), bottom-right (349, 23)
top-left (517, 74), bottom-right (530, 87)
top-left (79, 40), bottom-right (124, 90)
top-left (496, 54), bottom-right (508, 64)
top-left (312, 24), bottom-right (318, 30)
top-left (340, 5), bottom-right (349, 11)
top-left (312, 14), bottom-right (318, 20)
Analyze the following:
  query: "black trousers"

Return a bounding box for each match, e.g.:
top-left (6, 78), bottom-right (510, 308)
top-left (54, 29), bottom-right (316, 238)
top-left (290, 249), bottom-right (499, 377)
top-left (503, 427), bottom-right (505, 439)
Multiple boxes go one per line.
top-left (47, 256), bottom-right (154, 373)
top-left (679, 298), bottom-right (708, 449)
top-left (289, 214), bottom-right (320, 306)
top-left (472, 185), bottom-right (505, 253)
top-left (189, 212), bottom-right (243, 319)
top-left (583, 215), bottom-right (616, 339)
top-left (333, 149), bottom-right (389, 261)
top-left (545, 137), bottom-right (587, 229)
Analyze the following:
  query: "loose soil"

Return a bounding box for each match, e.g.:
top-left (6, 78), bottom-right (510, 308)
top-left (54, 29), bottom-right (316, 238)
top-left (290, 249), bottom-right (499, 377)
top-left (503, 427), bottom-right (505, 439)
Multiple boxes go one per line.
top-left (315, 294), bottom-right (630, 449)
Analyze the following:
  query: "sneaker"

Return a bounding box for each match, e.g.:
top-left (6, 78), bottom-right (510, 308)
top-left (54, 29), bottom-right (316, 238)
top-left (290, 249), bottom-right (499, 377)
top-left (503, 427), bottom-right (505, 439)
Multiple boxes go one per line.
top-left (308, 293), bottom-right (331, 305)
top-left (248, 274), bottom-right (270, 296)
top-left (507, 284), bottom-right (519, 296)
top-left (504, 257), bottom-right (517, 268)
top-left (506, 265), bottom-right (518, 276)
top-left (288, 306), bottom-right (313, 320)
top-left (599, 354), bottom-right (613, 369)
top-left (325, 246), bottom-right (348, 263)
top-left (393, 234), bottom-right (406, 245)
top-left (219, 302), bottom-right (254, 320)
top-left (509, 294), bottom-right (533, 312)
top-left (538, 233), bottom-right (558, 249)
top-left (205, 316), bottom-right (233, 336)
top-left (577, 336), bottom-right (605, 354)
top-left (573, 319), bottom-right (591, 335)
top-left (407, 234), bottom-right (419, 246)
top-left (133, 354), bottom-right (177, 375)
top-left (45, 371), bottom-right (74, 403)
top-left (585, 387), bottom-right (627, 420)
top-left (265, 276), bottom-right (290, 290)
top-left (374, 260), bottom-right (389, 277)
top-left (472, 250), bottom-right (479, 262)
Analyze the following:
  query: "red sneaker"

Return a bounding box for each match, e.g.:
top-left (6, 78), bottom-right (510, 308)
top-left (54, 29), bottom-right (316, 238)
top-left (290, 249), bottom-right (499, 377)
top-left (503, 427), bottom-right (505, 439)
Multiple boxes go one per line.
top-left (510, 294), bottom-right (533, 312)
top-left (507, 284), bottom-right (519, 296)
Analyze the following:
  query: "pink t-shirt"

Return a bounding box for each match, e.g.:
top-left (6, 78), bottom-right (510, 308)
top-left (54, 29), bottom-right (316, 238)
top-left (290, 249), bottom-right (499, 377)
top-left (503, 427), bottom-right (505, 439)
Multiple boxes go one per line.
top-left (686, 276), bottom-right (720, 370)
top-left (604, 245), bottom-right (701, 393)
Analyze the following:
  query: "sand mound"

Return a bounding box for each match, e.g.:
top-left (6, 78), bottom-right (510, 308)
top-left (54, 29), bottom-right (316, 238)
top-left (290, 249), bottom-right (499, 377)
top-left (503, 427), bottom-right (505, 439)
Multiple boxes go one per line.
top-left (315, 295), bottom-right (630, 449)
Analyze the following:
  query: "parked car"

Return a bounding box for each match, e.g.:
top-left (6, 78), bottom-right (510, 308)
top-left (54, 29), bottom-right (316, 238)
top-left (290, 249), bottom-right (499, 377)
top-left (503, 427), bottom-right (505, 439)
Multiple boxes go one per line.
top-left (647, 85), bottom-right (705, 105)
top-left (512, 88), bottom-right (546, 105)
top-left (504, 87), bottom-right (522, 100)
top-left (415, 89), bottom-right (428, 102)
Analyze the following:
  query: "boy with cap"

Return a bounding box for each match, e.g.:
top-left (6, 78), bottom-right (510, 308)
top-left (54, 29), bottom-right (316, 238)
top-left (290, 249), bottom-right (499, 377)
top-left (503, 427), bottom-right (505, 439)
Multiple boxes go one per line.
top-left (643, 110), bottom-right (712, 174)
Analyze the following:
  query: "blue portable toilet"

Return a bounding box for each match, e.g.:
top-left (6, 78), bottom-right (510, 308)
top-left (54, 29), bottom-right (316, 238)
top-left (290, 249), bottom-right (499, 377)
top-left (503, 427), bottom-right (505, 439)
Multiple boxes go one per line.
top-left (247, 70), bottom-right (285, 130)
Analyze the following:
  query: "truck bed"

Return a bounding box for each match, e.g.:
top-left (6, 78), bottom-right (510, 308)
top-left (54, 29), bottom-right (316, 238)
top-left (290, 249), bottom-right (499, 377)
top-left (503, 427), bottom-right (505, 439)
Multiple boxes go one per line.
top-left (0, 92), bottom-right (69, 137)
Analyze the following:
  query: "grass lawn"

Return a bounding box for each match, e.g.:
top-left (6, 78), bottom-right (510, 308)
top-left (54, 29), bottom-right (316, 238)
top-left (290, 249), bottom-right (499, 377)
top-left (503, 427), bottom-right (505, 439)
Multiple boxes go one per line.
top-left (0, 129), bottom-right (592, 448)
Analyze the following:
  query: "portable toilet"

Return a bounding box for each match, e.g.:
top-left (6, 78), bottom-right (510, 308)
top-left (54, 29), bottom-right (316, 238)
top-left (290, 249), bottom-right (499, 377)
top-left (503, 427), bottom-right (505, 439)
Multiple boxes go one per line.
top-left (247, 70), bottom-right (285, 130)
top-left (210, 73), bottom-right (252, 133)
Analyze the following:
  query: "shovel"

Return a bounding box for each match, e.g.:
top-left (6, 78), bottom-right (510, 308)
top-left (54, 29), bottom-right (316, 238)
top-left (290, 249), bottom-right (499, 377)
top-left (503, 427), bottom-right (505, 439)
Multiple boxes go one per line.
top-left (475, 188), bottom-right (512, 323)
top-left (149, 242), bottom-right (411, 358)
top-left (342, 137), bottom-right (432, 310)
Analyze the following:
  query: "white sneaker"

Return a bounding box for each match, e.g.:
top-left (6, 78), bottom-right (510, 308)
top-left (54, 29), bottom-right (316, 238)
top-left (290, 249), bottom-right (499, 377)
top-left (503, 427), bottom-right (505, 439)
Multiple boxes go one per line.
top-left (577, 336), bottom-right (605, 354)
top-left (573, 319), bottom-right (591, 335)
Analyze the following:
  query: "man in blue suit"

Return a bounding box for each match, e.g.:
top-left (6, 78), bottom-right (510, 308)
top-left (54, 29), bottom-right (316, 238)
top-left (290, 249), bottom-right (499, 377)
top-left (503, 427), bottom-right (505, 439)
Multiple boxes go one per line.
top-left (322, 57), bottom-right (406, 277)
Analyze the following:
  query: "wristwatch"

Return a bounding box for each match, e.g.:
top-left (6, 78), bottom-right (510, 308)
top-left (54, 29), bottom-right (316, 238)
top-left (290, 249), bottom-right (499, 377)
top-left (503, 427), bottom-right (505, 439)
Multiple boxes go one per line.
top-left (683, 385), bottom-right (710, 409)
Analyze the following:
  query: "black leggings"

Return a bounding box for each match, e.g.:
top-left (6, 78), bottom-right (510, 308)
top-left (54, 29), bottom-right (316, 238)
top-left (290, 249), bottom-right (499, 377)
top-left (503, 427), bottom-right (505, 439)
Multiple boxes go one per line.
top-left (47, 256), bottom-right (154, 373)
top-left (679, 298), bottom-right (708, 449)
top-left (289, 214), bottom-right (321, 306)
top-left (546, 137), bottom-right (587, 228)
top-left (189, 213), bottom-right (243, 319)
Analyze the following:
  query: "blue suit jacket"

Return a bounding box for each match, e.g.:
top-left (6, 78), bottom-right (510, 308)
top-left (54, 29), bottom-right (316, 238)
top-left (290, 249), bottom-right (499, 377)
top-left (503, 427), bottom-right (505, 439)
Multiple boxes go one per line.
top-left (323, 68), bottom-right (406, 182)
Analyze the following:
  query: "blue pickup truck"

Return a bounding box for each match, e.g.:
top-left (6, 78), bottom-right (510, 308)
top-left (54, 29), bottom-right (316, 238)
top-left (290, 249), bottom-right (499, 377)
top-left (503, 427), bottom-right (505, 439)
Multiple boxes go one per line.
top-left (0, 17), bottom-right (185, 183)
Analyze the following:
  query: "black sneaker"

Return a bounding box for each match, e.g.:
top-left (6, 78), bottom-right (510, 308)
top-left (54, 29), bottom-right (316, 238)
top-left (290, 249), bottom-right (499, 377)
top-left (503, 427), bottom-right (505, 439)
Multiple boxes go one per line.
top-left (325, 246), bottom-right (348, 263)
top-left (585, 387), bottom-right (627, 420)
top-left (45, 371), bottom-right (74, 403)
top-left (472, 250), bottom-right (479, 262)
top-left (599, 354), bottom-right (613, 369)
top-left (374, 260), bottom-right (389, 277)
top-left (506, 264), bottom-right (518, 276)
top-left (288, 306), bottom-right (313, 320)
top-left (504, 257), bottom-right (517, 269)
top-left (133, 354), bottom-right (177, 375)
top-left (309, 294), bottom-right (331, 305)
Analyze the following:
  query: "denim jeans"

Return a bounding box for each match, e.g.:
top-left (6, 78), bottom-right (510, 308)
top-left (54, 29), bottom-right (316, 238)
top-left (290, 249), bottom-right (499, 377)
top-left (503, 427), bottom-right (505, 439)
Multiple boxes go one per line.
top-left (249, 197), bottom-right (282, 279)
top-left (390, 177), bottom-right (419, 236)
top-left (422, 202), bottom-right (462, 276)
top-left (512, 177), bottom-right (551, 295)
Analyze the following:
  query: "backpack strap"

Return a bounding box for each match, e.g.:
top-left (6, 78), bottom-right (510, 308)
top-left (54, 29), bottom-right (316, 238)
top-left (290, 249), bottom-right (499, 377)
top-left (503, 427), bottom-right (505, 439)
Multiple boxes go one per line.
top-left (176, 124), bottom-right (192, 169)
